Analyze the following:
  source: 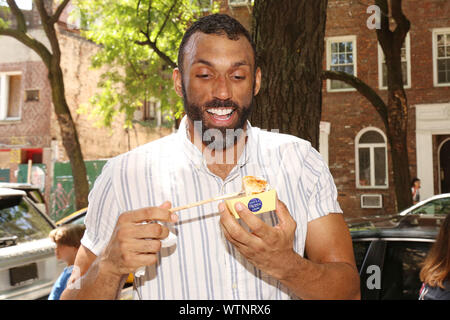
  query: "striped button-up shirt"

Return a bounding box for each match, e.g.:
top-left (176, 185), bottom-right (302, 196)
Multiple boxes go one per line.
top-left (81, 116), bottom-right (342, 300)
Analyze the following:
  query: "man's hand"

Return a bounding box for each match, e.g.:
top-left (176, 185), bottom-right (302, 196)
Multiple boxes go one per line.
top-left (100, 201), bottom-right (178, 278)
top-left (218, 198), bottom-right (297, 280)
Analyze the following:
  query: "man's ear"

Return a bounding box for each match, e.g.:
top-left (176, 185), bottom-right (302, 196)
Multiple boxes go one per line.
top-left (173, 68), bottom-right (183, 98)
top-left (253, 67), bottom-right (262, 96)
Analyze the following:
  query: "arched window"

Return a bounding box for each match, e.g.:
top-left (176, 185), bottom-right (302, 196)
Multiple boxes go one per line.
top-left (355, 128), bottom-right (388, 188)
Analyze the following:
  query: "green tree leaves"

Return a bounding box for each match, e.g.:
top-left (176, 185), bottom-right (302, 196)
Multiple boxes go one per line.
top-left (75, 0), bottom-right (219, 128)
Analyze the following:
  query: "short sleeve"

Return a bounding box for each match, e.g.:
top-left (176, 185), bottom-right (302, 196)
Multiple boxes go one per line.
top-left (80, 160), bottom-right (121, 256)
top-left (305, 148), bottom-right (343, 222)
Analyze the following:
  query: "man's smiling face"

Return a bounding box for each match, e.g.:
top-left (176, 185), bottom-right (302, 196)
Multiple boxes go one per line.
top-left (174, 31), bottom-right (261, 149)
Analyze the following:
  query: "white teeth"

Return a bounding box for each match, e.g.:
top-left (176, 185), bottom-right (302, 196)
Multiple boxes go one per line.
top-left (207, 108), bottom-right (233, 116)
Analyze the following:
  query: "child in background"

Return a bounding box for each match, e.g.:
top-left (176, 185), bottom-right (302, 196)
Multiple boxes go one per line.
top-left (48, 224), bottom-right (86, 300)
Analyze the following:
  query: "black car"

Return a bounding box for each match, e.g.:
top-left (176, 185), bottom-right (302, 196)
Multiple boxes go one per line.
top-left (349, 214), bottom-right (444, 300)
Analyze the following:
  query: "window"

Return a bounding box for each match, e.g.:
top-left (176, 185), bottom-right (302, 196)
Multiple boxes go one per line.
top-left (326, 35), bottom-right (357, 91)
top-left (432, 28), bottom-right (450, 86)
top-left (380, 241), bottom-right (432, 300)
top-left (355, 128), bottom-right (388, 188)
top-left (25, 89), bottom-right (39, 102)
top-left (0, 195), bottom-right (53, 243)
top-left (378, 33), bottom-right (411, 89)
top-left (0, 72), bottom-right (22, 121)
top-left (410, 197), bottom-right (450, 215)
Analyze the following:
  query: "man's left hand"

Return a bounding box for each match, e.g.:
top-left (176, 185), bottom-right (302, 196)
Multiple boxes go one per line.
top-left (219, 198), bottom-right (298, 280)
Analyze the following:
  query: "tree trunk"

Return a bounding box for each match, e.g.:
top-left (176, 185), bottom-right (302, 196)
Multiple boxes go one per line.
top-left (49, 62), bottom-right (89, 210)
top-left (1, 0), bottom-right (90, 211)
top-left (251, 0), bottom-right (328, 149)
top-left (377, 0), bottom-right (412, 211)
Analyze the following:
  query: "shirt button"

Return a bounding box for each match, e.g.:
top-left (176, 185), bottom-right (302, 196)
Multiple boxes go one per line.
top-left (232, 283), bottom-right (237, 289)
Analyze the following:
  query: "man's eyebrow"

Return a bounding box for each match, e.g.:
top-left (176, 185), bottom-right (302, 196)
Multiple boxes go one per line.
top-left (232, 61), bottom-right (250, 68)
top-left (193, 59), bottom-right (250, 68)
top-left (193, 59), bottom-right (213, 67)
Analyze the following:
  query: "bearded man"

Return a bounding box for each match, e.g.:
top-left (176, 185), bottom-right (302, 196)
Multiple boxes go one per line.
top-left (61, 14), bottom-right (359, 300)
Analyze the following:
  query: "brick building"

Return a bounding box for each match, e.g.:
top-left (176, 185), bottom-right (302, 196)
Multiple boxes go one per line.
top-left (218, 0), bottom-right (450, 217)
top-left (0, 1), bottom-right (171, 212)
top-left (321, 0), bottom-right (449, 217)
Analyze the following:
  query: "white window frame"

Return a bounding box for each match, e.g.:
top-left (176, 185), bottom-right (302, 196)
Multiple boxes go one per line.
top-left (0, 71), bottom-right (22, 121)
top-left (432, 27), bottom-right (450, 87)
top-left (378, 32), bottom-right (411, 90)
top-left (355, 127), bottom-right (389, 189)
top-left (326, 35), bottom-right (357, 92)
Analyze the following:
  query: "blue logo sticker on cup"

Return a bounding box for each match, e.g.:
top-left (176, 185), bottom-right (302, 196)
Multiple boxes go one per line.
top-left (248, 198), bottom-right (263, 212)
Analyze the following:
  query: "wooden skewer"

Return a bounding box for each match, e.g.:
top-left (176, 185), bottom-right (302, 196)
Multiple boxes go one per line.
top-left (169, 191), bottom-right (245, 213)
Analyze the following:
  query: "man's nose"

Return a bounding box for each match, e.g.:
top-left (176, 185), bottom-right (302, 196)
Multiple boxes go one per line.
top-left (212, 75), bottom-right (232, 101)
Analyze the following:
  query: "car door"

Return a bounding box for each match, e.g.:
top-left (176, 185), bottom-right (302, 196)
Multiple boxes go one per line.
top-left (379, 240), bottom-right (433, 300)
top-left (357, 239), bottom-right (434, 300)
top-left (356, 239), bottom-right (386, 300)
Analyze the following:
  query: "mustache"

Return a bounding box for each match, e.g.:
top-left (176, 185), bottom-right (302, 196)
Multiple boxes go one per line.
top-left (203, 98), bottom-right (240, 109)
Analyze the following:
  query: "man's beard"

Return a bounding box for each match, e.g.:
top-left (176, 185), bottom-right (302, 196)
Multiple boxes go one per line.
top-left (182, 83), bottom-right (254, 150)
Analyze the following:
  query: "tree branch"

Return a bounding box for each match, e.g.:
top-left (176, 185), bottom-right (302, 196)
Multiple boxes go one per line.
top-left (6, 0), bottom-right (27, 32)
top-left (50, 0), bottom-right (71, 24)
top-left (35, 0), bottom-right (61, 60)
top-left (136, 35), bottom-right (177, 68)
top-left (154, 0), bottom-right (178, 43)
top-left (322, 70), bottom-right (389, 129)
top-left (391, 0), bottom-right (410, 51)
top-left (375, 0), bottom-right (392, 54)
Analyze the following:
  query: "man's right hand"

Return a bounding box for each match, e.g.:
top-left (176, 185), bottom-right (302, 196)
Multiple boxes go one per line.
top-left (99, 201), bottom-right (178, 277)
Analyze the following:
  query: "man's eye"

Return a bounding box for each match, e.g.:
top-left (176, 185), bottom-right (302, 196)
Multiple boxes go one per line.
top-left (196, 74), bottom-right (210, 78)
top-left (233, 75), bottom-right (245, 80)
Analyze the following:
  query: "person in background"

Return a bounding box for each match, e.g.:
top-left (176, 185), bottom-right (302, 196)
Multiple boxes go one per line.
top-left (48, 224), bottom-right (86, 300)
top-left (411, 177), bottom-right (421, 205)
top-left (419, 214), bottom-right (450, 300)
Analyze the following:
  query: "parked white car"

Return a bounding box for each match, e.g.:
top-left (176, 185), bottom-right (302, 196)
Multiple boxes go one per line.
top-left (0, 188), bottom-right (65, 300)
top-left (0, 183), bottom-right (47, 214)
top-left (399, 193), bottom-right (450, 216)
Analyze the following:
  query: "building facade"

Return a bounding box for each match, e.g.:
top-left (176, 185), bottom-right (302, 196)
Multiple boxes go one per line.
top-left (218, 0), bottom-right (449, 217)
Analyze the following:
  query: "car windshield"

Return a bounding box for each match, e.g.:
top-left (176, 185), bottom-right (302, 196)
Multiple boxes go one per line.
top-left (410, 197), bottom-right (450, 215)
top-left (0, 195), bottom-right (53, 243)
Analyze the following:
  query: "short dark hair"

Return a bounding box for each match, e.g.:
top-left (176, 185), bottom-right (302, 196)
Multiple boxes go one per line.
top-left (177, 14), bottom-right (256, 73)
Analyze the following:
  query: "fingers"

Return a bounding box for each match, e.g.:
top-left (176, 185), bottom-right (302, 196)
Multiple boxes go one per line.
top-left (275, 198), bottom-right (297, 233)
top-left (219, 202), bottom-right (253, 243)
top-left (125, 238), bottom-right (162, 254)
top-left (101, 202), bottom-right (176, 275)
top-left (233, 202), bottom-right (272, 238)
top-left (129, 221), bottom-right (170, 240)
top-left (120, 202), bottom-right (178, 224)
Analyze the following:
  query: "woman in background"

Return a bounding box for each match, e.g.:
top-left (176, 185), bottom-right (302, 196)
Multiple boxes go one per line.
top-left (419, 214), bottom-right (450, 300)
top-left (411, 178), bottom-right (421, 205)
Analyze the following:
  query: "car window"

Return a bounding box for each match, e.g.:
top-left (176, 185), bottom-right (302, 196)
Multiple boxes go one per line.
top-left (353, 240), bottom-right (371, 272)
top-left (0, 196), bottom-right (53, 243)
top-left (70, 215), bottom-right (85, 225)
top-left (411, 197), bottom-right (450, 215)
top-left (380, 241), bottom-right (432, 300)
